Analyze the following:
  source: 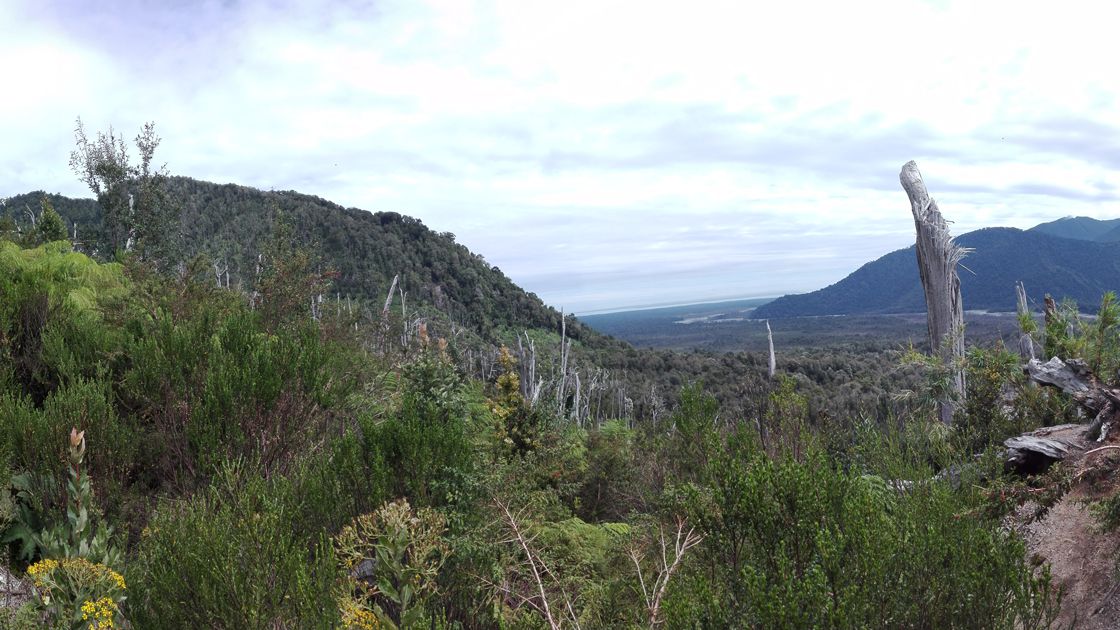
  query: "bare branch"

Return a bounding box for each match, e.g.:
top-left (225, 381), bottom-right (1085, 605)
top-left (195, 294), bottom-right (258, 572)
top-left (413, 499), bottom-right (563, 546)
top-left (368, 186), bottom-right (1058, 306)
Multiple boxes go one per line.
top-left (629, 516), bottom-right (705, 628)
top-left (494, 498), bottom-right (561, 630)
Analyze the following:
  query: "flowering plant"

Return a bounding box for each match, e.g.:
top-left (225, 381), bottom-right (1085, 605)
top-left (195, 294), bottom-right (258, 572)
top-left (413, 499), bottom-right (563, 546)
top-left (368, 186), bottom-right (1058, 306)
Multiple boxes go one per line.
top-left (27, 556), bottom-right (127, 628)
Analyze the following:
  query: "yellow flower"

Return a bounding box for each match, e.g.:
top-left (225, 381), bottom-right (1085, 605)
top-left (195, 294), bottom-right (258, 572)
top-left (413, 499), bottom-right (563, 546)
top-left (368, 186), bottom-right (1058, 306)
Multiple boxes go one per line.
top-left (26, 558), bottom-right (59, 586)
top-left (340, 597), bottom-right (380, 629)
top-left (44, 558), bottom-right (127, 591)
top-left (80, 596), bottom-right (118, 628)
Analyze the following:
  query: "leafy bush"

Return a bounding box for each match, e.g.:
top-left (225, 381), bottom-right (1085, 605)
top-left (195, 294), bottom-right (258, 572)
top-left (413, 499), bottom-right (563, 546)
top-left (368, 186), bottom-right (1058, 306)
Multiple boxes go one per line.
top-left (288, 429), bottom-right (390, 538)
top-left (956, 345), bottom-right (1030, 453)
top-left (335, 498), bottom-right (450, 629)
top-left (127, 464), bottom-right (339, 629)
top-left (364, 350), bottom-right (480, 508)
top-left (0, 241), bottom-right (126, 405)
top-left (665, 440), bottom-right (1059, 629)
top-left (576, 420), bottom-right (637, 522)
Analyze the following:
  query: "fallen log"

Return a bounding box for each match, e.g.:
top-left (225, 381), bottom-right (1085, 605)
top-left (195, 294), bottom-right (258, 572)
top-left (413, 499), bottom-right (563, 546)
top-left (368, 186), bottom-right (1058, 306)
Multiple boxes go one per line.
top-left (1024, 357), bottom-right (1120, 441)
top-left (1004, 434), bottom-right (1073, 475)
top-left (1024, 357), bottom-right (1095, 401)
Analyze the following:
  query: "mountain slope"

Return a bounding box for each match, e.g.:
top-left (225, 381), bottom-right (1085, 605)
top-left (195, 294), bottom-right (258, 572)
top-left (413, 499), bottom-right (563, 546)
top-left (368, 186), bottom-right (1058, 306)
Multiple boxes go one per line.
top-left (1097, 223), bottom-right (1120, 242)
top-left (3, 178), bottom-right (588, 342)
top-left (752, 228), bottom-right (1120, 318)
top-left (1029, 216), bottom-right (1120, 242)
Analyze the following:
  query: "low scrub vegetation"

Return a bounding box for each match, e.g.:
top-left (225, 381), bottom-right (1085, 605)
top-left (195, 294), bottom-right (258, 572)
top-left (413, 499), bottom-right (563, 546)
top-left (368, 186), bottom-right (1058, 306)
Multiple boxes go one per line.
top-left (0, 236), bottom-right (1086, 628)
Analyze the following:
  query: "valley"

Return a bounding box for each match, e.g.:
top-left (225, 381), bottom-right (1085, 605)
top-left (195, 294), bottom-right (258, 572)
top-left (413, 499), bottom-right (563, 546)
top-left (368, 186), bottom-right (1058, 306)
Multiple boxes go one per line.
top-left (0, 167), bottom-right (1113, 629)
top-left (581, 298), bottom-right (1025, 353)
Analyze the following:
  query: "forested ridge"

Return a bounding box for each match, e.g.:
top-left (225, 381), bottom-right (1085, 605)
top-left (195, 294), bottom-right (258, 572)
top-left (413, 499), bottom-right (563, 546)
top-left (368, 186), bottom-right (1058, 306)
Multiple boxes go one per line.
top-left (3, 139), bottom-right (1118, 627)
top-left (3, 178), bottom-right (575, 341)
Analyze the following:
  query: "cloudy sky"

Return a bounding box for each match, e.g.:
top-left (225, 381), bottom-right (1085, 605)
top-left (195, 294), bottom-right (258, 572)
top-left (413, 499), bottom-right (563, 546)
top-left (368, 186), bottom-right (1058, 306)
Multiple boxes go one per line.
top-left (3, 0), bottom-right (1119, 313)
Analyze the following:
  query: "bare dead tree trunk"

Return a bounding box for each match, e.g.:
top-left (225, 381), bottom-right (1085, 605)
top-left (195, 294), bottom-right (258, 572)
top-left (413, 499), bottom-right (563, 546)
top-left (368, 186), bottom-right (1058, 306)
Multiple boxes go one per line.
top-left (382, 274), bottom-right (399, 316)
top-left (1016, 281), bottom-right (1036, 361)
top-left (213, 261), bottom-right (228, 289)
top-left (573, 371), bottom-right (582, 426)
top-left (900, 161), bottom-right (967, 424)
top-left (1044, 294), bottom-right (1057, 331)
top-left (557, 313), bottom-right (569, 416)
top-left (765, 320), bottom-right (776, 378)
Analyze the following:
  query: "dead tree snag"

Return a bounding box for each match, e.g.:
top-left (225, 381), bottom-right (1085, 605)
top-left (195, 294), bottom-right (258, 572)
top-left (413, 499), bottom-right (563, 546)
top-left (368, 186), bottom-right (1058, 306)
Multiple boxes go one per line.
top-left (900, 161), bottom-right (967, 424)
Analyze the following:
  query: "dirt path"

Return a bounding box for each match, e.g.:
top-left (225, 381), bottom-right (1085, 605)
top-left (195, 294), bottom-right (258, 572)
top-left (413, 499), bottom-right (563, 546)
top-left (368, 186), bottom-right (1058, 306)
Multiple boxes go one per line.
top-left (1012, 424), bottom-right (1120, 629)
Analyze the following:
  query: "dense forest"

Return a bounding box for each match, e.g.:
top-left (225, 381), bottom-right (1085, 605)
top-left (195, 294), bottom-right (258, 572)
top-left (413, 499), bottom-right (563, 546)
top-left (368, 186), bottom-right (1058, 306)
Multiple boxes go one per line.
top-left (2, 127), bottom-right (1117, 628)
top-left (4, 177), bottom-right (569, 341)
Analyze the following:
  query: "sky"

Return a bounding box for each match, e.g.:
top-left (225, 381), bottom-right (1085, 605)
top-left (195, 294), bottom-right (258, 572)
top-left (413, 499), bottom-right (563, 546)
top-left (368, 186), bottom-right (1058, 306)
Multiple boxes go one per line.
top-left (3, 0), bottom-right (1120, 314)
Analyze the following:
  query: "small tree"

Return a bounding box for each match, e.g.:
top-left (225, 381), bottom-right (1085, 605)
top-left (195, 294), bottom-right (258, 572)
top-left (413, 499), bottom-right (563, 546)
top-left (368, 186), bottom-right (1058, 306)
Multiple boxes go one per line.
top-left (69, 118), bottom-right (179, 266)
top-left (35, 196), bottom-right (68, 244)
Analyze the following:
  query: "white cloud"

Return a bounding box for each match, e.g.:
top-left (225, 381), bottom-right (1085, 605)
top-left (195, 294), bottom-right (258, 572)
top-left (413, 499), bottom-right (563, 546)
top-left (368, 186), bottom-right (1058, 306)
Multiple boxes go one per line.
top-left (4, 0), bottom-right (1120, 313)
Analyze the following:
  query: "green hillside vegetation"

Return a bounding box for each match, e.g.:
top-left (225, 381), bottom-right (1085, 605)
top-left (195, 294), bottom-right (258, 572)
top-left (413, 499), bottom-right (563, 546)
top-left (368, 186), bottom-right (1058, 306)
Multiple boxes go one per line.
top-left (0, 127), bottom-right (1100, 626)
top-left (3, 184), bottom-right (934, 433)
top-left (5, 177), bottom-right (571, 342)
top-left (0, 236), bottom-right (1071, 628)
top-left (753, 227), bottom-right (1120, 318)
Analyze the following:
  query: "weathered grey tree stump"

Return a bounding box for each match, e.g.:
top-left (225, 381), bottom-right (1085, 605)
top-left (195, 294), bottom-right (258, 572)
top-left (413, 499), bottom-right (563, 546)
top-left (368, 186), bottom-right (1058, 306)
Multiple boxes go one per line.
top-left (900, 161), bottom-right (967, 424)
top-left (1016, 282), bottom-right (1036, 361)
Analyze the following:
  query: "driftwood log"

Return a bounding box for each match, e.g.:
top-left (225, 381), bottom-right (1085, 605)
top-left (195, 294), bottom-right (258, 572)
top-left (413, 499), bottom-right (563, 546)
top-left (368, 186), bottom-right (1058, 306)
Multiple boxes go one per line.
top-left (900, 161), bottom-right (967, 424)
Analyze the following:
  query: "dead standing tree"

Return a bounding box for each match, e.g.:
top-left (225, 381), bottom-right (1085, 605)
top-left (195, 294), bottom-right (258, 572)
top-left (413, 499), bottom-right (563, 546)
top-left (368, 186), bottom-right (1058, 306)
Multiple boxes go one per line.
top-left (900, 161), bottom-right (967, 424)
top-left (1016, 281), bottom-right (1036, 362)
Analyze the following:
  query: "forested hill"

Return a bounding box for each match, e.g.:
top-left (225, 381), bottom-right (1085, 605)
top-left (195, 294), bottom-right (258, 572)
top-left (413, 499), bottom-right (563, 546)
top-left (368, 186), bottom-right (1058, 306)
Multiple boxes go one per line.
top-left (3, 178), bottom-right (587, 342)
top-left (752, 227), bottom-right (1120, 318)
top-left (1028, 216), bottom-right (1120, 242)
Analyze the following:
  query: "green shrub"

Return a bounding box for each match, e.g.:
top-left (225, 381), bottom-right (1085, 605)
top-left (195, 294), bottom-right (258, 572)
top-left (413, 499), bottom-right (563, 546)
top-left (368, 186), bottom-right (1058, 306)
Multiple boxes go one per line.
top-left (664, 440), bottom-right (1059, 629)
top-left (288, 428), bottom-right (390, 538)
top-left (576, 420), bottom-right (636, 521)
top-left (127, 464), bottom-right (339, 629)
top-left (335, 498), bottom-right (450, 629)
top-left (364, 351), bottom-right (479, 508)
top-left (957, 345), bottom-right (1029, 454)
top-left (0, 602), bottom-right (46, 630)
top-left (116, 306), bottom-right (340, 489)
top-left (0, 242), bottom-right (126, 405)
top-left (1091, 492), bottom-right (1120, 532)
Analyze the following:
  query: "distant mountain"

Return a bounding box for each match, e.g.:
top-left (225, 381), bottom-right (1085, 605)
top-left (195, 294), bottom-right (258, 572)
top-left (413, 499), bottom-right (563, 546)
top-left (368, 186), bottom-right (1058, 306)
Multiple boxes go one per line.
top-left (1098, 224), bottom-right (1120, 243)
top-left (1028, 216), bottom-right (1120, 242)
top-left (3, 178), bottom-right (591, 343)
top-left (752, 228), bottom-right (1120, 318)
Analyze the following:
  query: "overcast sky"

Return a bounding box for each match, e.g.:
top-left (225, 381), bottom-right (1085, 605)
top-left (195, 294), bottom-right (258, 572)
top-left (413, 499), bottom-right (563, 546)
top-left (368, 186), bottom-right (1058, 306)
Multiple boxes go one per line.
top-left (3, 0), bottom-right (1119, 313)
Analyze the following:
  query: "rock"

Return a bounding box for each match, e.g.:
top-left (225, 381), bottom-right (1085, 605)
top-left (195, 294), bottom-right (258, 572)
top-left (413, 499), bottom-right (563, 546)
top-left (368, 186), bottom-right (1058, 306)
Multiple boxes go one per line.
top-left (0, 563), bottom-right (31, 610)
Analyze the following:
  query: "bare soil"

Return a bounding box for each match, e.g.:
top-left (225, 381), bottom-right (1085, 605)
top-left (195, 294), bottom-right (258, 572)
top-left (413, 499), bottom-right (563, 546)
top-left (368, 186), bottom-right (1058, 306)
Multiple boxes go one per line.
top-left (1011, 424), bottom-right (1120, 629)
